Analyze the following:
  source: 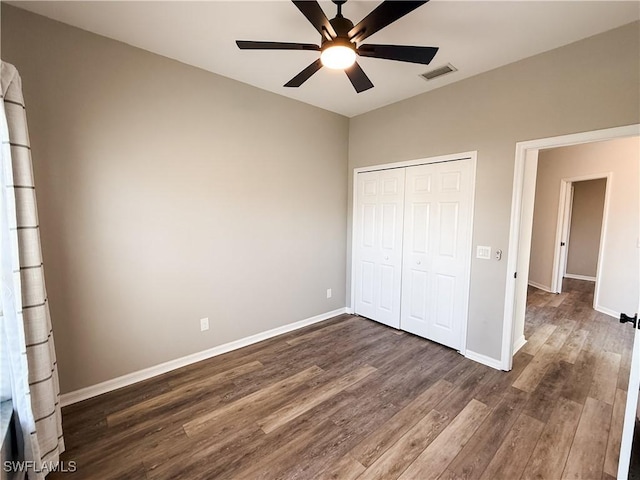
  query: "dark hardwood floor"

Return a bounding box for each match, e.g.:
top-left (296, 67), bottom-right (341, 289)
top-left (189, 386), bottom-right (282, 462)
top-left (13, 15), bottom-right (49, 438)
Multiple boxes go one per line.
top-left (51, 278), bottom-right (635, 479)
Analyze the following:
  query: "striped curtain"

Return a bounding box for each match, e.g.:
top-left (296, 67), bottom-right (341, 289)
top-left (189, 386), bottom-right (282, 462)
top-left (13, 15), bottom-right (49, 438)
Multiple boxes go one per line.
top-left (1, 61), bottom-right (64, 478)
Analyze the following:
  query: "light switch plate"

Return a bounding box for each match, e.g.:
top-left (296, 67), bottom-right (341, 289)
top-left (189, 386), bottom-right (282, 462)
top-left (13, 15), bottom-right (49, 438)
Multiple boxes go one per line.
top-left (477, 246), bottom-right (491, 260)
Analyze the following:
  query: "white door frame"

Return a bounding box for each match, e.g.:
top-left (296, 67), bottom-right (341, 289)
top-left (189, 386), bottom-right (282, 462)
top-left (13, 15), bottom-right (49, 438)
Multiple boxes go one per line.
top-left (553, 183), bottom-right (574, 294)
top-left (351, 150), bottom-right (477, 355)
top-left (551, 174), bottom-right (612, 302)
top-left (501, 124), bottom-right (640, 371)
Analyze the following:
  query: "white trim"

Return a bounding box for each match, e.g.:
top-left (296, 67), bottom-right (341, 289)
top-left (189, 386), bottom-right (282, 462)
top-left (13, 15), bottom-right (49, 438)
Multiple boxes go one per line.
top-left (350, 151), bottom-right (477, 354)
top-left (350, 170), bottom-right (358, 313)
top-left (592, 174), bottom-right (613, 314)
top-left (459, 155), bottom-right (477, 356)
top-left (551, 181), bottom-right (567, 293)
top-left (60, 307), bottom-right (348, 407)
top-left (528, 281), bottom-right (553, 293)
top-left (512, 335), bottom-right (527, 354)
top-left (502, 124), bottom-right (640, 371)
top-left (593, 305), bottom-right (619, 319)
top-left (352, 150), bottom-right (477, 175)
top-left (464, 350), bottom-right (503, 371)
top-left (564, 273), bottom-right (596, 282)
top-left (501, 144), bottom-right (531, 371)
top-left (552, 182), bottom-right (574, 293)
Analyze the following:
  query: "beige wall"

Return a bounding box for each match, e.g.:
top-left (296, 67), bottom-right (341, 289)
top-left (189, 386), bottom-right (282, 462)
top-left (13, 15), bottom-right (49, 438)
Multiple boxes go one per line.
top-left (349, 22), bottom-right (640, 360)
top-left (1, 5), bottom-right (349, 393)
top-left (529, 138), bottom-right (639, 316)
top-left (566, 178), bottom-right (606, 278)
top-left (2, 6), bottom-right (639, 389)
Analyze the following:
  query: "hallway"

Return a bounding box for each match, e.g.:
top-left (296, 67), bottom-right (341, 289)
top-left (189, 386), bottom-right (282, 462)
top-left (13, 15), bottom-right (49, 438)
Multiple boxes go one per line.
top-left (520, 278), bottom-right (635, 479)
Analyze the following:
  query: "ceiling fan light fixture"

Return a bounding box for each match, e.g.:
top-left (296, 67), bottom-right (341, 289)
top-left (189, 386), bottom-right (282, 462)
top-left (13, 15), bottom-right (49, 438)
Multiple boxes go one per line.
top-left (320, 44), bottom-right (356, 69)
top-left (236, 0), bottom-right (437, 92)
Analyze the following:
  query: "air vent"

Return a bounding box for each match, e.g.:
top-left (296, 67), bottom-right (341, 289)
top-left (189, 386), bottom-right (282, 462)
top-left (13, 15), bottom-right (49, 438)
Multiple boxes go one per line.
top-left (420, 64), bottom-right (457, 81)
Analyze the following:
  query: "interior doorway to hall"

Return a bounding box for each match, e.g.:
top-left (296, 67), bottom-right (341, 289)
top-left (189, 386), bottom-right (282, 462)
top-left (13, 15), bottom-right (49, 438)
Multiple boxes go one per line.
top-left (526, 137), bottom-right (637, 319)
top-left (525, 173), bottom-right (608, 349)
top-left (523, 140), bottom-right (616, 358)
top-left (512, 134), bottom-right (638, 479)
top-left (528, 173), bottom-right (608, 305)
top-left (560, 178), bottom-right (607, 287)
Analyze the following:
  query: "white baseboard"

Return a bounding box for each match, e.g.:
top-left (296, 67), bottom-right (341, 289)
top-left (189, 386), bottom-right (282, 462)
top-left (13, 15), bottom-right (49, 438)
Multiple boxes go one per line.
top-left (528, 281), bottom-right (553, 293)
top-left (60, 307), bottom-right (348, 407)
top-left (564, 273), bottom-right (596, 282)
top-left (513, 335), bottom-right (527, 354)
top-left (594, 305), bottom-right (620, 319)
top-left (465, 350), bottom-right (502, 371)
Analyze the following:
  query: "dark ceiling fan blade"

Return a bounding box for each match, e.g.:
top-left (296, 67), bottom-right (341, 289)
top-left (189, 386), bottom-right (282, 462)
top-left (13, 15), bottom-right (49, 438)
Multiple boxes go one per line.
top-left (345, 62), bottom-right (374, 93)
top-left (236, 40), bottom-right (320, 51)
top-left (349, 1), bottom-right (429, 44)
top-left (292, 1), bottom-right (336, 41)
top-left (284, 59), bottom-right (323, 88)
top-left (358, 44), bottom-right (438, 65)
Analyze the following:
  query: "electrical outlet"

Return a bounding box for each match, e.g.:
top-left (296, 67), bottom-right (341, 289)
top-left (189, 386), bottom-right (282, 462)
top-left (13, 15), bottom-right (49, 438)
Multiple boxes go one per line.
top-left (326, 288), bottom-right (332, 299)
top-left (200, 317), bottom-right (209, 332)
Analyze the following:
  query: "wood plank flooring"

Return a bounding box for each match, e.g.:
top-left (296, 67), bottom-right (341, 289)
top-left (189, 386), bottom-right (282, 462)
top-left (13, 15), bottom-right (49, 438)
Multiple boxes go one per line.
top-left (50, 278), bottom-right (635, 479)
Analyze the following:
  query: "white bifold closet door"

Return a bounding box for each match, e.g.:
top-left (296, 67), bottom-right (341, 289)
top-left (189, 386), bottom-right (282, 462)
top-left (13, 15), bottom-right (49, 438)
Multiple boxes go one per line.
top-left (354, 159), bottom-right (473, 351)
top-left (353, 168), bottom-right (406, 329)
top-left (400, 160), bottom-right (473, 350)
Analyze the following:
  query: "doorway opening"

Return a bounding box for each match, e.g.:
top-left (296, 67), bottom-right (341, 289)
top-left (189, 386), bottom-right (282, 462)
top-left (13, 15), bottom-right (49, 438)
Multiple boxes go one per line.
top-left (538, 172), bottom-right (611, 313)
top-left (553, 177), bottom-right (608, 292)
top-left (502, 124), bottom-right (639, 370)
top-left (503, 125), bottom-right (640, 478)
top-left (525, 171), bottom-right (611, 355)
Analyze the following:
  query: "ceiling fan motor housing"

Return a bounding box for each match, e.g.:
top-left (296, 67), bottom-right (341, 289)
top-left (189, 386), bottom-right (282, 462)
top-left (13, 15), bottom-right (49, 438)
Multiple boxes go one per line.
top-left (322, 15), bottom-right (356, 52)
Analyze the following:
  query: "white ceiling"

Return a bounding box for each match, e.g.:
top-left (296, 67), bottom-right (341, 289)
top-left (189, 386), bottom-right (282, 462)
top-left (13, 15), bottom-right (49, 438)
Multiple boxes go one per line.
top-left (8, 1), bottom-right (640, 117)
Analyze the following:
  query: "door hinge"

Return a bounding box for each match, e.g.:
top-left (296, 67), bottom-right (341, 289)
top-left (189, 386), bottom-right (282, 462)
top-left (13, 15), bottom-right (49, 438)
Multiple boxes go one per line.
top-left (620, 313), bottom-right (638, 329)
top-left (560, 242), bottom-right (566, 246)
top-left (514, 272), bottom-right (517, 279)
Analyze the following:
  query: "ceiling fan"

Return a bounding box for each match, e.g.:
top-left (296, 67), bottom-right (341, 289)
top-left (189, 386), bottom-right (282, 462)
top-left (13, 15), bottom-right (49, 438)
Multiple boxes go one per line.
top-left (236, 0), bottom-right (438, 93)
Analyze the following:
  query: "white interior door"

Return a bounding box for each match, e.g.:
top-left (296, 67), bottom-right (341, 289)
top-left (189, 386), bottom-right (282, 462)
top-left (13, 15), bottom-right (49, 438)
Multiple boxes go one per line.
top-left (401, 160), bottom-right (473, 350)
top-left (618, 325), bottom-right (640, 478)
top-left (354, 169), bottom-right (405, 328)
top-left (555, 184), bottom-right (574, 293)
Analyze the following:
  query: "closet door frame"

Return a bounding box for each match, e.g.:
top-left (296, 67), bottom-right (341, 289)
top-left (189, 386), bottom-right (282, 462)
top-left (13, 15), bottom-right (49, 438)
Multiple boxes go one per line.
top-left (350, 151), bottom-right (477, 355)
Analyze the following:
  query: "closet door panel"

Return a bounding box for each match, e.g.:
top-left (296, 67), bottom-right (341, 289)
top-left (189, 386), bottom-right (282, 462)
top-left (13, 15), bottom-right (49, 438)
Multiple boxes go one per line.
top-left (355, 159), bottom-right (472, 349)
top-left (401, 160), bottom-right (473, 350)
top-left (429, 161), bottom-right (473, 349)
top-left (354, 169), bottom-right (405, 328)
top-left (401, 170), bottom-right (434, 336)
